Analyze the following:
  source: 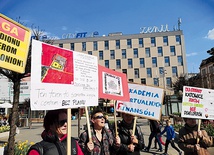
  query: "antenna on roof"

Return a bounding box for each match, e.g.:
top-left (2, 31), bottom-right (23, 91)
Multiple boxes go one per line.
top-left (178, 18), bottom-right (182, 30)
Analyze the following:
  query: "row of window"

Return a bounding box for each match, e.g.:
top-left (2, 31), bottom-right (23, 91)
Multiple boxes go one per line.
top-left (98, 46), bottom-right (177, 60)
top-left (59, 35), bottom-right (181, 51)
top-left (129, 77), bottom-right (172, 87)
top-left (104, 56), bottom-right (183, 69)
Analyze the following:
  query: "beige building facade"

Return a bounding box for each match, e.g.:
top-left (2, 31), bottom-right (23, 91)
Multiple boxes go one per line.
top-left (53, 30), bottom-right (187, 93)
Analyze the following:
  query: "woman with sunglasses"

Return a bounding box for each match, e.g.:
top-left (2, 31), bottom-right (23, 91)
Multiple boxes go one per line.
top-left (27, 109), bottom-right (83, 155)
top-left (78, 108), bottom-right (121, 155)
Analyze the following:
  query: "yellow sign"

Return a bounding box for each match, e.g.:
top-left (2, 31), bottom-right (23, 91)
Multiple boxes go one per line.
top-left (0, 14), bottom-right (31, 73)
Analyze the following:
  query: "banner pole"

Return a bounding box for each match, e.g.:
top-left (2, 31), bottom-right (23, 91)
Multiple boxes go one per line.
top-left (132, 116), bottom-right (137, 136)
top-left (197, 119), bottom-right (201, 144)
top-left (85, 106), bottom-right (92, 142)
top-left (67, 108), bottom-right (71, 155)
top-left (113, 100), bottom-right (118, 137)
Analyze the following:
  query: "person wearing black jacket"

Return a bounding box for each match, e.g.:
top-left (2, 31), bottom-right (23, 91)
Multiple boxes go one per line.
top-left (115, 113), bottom-right (145, 155)
top-left (144, 120), bottom-right (163, 152)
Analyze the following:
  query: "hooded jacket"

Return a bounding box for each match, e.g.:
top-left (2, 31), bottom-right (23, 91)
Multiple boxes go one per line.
top-left (178, 124), bottom-right (213, 155)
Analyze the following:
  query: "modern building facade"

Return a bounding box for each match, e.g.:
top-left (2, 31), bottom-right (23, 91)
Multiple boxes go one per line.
top-left (53, 30), bottom-right (188, 94)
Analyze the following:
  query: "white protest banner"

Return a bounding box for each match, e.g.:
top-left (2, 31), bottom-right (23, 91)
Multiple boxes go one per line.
top-left (116, 83), bottom-right (164, 120)
top-left (182, 86), bottom-right (214, 119)
top-left (30, 40), bottom-right (98, 110)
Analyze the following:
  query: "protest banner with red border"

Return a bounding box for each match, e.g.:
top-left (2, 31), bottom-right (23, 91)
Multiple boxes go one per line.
top-left (98, 65), bottom-right (130, 101)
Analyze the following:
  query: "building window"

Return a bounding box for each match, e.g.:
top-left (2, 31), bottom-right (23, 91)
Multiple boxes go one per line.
top-left (70, 43), bottom-right (74, 50)
top-left (172, 66), bottom-right (178, 77)
top-left (128, 59), bottom-right (133, 68)
top-left (152, 57), bottom-right (157, 67)
top-left (82, 42), bottom-right (86, 51)
top-left (209, 65), bottom-right (214, 73)
top-left (147, 68), bottom-right (152, 78)
top-left (159, 67), bottom-right (164, 77)
top-left (163, 36), bottom-right (168, 46)
top-left (110, 50), bottom-right (115, 59)
top-left (59, 43), bottom-right (63, 48)
top-left (104, 41), bottom-right (109, 50)
top-left (99, 51), bottom-right (103, 60)
top-left (116, 40), bottom-right (120, 49)
top-left (116, 59), bottom-right (121, 69)
top-left (93, 41), bottom-right (98, 51)
top-left (88, 51), bottom-right (92, 55)
top-left (105, 60), bottom-right (109, 68)
top-left (166, 77), bottom-right (172, 87)
top-left (164, 56), bottom-right (170, 67)
top-left (201, 69), bottom-right (206, 76)
top-left (133, 48), bottom-right (138, 58)
top-left (151, 37), bottom-right (156, 47)
top-left (146, 48), bottom-right (150, 57)
top-left (170, 46), bottom-right (176, 56)
top-left (153, 78), bottom-right (159, 86)
top-left (122, 69), bottom-right (127, 75)
top-left (127, 39), bottom-right (132, 48)
top-left (176, 35), bottom-right (181, 45)
top-left (129, 79), bottom-right (134, 82)
top-left (158, 47), bottom-right (163, 56)
top-left (134, 68), bottom-right (139, 78)
top-left (177, 56), bottom-right (183, 66)
top-left (122, 49), bottom-right (126, 59)
top-left (141, 78), bottom-right (146, 84)
top-left (140, 58), bottom-right (145, 68)
top-left (139, 38), bottom-right (144, 47)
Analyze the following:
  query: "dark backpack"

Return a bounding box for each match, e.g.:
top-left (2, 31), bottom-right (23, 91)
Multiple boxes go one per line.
top-left (27, 138), bottom-right (77, 155)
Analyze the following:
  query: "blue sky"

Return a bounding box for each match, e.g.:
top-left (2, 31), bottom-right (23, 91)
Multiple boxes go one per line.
top-left (1, 0), bottom-right (214, 73)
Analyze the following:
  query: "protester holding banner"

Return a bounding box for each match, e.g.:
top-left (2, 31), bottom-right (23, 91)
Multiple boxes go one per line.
top-left (144, 120), bottom-right (163, 152)
top-left (160, 120), bottom-right (182, 155)
top-left (178, 118), bottom-right (213, 155)
top-left (27, 109), bottom-right (83, 155)
top-left (115, 113), bottom-right (145, 155)
top-left (78, 108), bottom-right (121, 155)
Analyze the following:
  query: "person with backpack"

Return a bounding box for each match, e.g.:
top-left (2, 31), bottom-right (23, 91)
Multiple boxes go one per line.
top-left (160, 120), bottom-right (182, 155)
top-left (78, 108), bottom-right (121, 155)
top-left (27, 109), bottom-right (83, 155)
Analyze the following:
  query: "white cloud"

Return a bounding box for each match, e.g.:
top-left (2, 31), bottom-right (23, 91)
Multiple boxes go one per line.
top-left (186, 52), bottom-right (198, 57)
top-left (62, 26), bottom-right (67, 31)
top-left (205, 28), bottom-right (214, 40)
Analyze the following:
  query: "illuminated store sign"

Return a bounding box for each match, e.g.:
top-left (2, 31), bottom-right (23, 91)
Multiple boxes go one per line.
top-left (140, 24), bottom-right (169, 33)
top-left (62, 31), bottom-right (99, 39)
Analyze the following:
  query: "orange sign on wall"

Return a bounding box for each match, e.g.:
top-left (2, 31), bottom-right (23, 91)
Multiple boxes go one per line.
top-left (0, 14), bottom-right (31, 73)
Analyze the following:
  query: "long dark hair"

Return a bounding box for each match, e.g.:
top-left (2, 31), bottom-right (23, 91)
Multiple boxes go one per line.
top-left (43, 109), bottom-right (67, 132)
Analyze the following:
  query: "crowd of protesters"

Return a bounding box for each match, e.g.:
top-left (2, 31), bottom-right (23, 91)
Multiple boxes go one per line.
top-left (26, 108), bottom-right (213, 155)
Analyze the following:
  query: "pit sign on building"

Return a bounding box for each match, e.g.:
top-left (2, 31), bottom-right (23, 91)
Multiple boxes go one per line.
top-left (0, 14), bottom-right (31, 73)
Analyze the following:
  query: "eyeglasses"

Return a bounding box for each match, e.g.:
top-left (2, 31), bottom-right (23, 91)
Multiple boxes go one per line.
top-left (59, 119), bottom-right (67, 126)
top-left (93, 115), bottom-right (104, 119)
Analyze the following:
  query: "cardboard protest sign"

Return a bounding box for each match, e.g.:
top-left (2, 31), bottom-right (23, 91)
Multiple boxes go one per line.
top-left (98, 65), bottom-right (130, 101)
top-left (0, 14), bottom-right (31, 73)
top-left (182, 86), bottom-right (214, 119)
top-left (116, 83), bottom-right (164, 120)
top-left (30, 40), bottom-right (98, 110)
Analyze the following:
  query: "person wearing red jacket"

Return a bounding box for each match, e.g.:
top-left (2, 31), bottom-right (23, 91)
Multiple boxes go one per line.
top-left (27, 109), bottom-right (83, 155)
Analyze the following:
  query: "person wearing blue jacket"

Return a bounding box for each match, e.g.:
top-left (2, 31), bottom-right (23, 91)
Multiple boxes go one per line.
top-left (160, 120), bottom-right (182, 155)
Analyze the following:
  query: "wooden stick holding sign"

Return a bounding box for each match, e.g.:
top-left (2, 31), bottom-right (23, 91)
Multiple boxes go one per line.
top-left (197, 119), bottom-right (201, 144)
top-left (113, 100), bottom-right (118, 137)
top-left (132, 116), bottom-right (137, 136)
top-left (67, 108), bottom-right (72, 155)
top-left (85, 106), bottom-right (92, 142)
